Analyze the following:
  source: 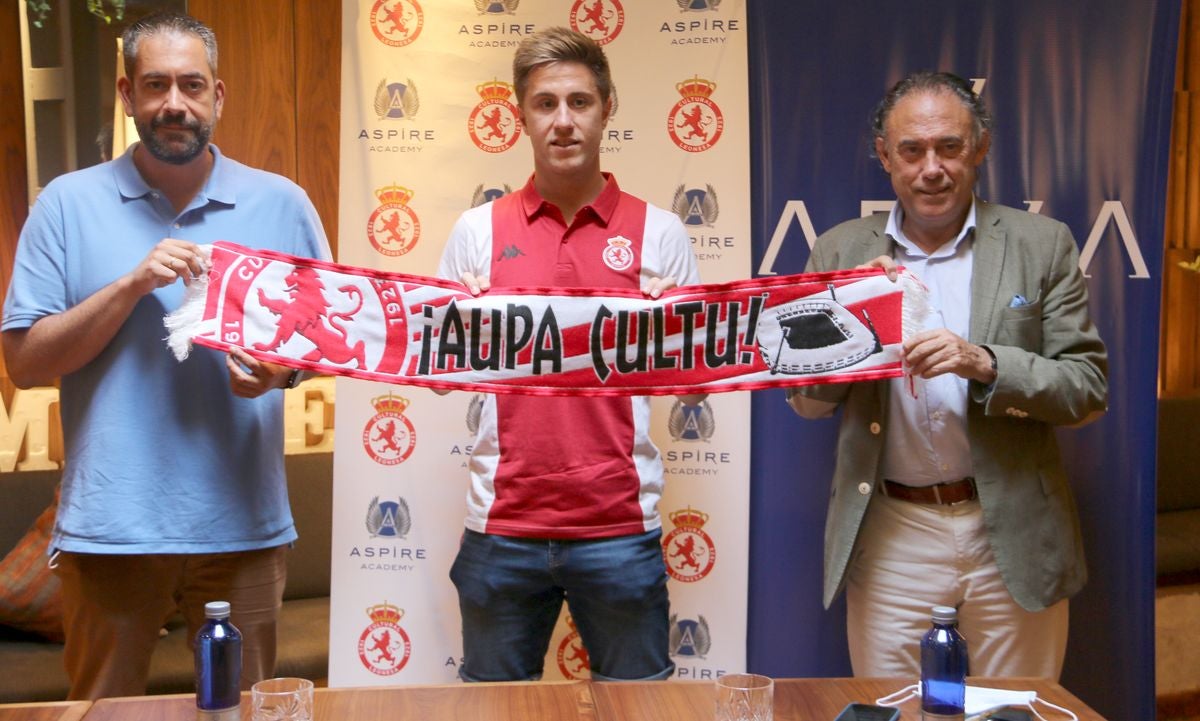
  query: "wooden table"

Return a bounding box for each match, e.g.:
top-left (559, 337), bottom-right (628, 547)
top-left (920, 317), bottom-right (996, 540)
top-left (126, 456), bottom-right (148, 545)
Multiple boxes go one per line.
top-left (590, 677), bottom-right (1107, 720)
top-left (11, 677), bottom-right (1105, 720)
top-left (0, 701), bottom-right (90, 721)
top-left (81, 681), bottom-right (595, 721)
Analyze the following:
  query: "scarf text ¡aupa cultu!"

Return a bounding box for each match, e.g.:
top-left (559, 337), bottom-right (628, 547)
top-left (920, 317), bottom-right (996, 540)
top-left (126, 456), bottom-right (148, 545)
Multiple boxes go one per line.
top-left (165, 241), bottom-right (928, 397)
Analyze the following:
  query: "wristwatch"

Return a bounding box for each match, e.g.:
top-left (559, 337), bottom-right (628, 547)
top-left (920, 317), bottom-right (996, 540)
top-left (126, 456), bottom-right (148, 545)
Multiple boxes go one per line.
top-left (284, 369), bottom-right (301, 389)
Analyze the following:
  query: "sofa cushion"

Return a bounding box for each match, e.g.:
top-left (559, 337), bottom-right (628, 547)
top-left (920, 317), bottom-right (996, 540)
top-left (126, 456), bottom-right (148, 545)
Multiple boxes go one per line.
top-left (284, 453), bottom-right (333, 601)
top-left (1158, 397), bottom-right (1200, 513)
top-left (1158, 508), bottom-right (1200, 578)
top-left (0, 490), bottom-right (63, 642)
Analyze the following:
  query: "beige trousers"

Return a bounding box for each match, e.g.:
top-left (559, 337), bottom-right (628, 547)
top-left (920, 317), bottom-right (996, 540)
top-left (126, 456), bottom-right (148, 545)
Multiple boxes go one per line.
top-left (55, 546), bottom-right (288, 700)
top-left (845, 493), bottom-right (1068, 679)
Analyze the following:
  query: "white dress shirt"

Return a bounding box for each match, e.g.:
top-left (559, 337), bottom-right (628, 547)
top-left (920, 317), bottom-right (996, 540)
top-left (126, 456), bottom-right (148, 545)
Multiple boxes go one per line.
top-left (878, 199), bottom-right (978, 486)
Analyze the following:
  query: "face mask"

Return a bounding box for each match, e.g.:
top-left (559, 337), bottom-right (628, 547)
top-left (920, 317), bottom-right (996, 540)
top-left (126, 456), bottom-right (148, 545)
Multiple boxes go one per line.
top-left (874, 683), bottom-right (1079, 721)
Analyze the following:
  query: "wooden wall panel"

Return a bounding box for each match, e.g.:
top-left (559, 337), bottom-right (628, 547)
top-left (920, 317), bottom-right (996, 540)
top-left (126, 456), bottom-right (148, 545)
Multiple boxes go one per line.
top-left (0, 0), bottom-right (29, 400)
top-left (190, 0), bottom-right (299, 181)
top-left (1162, 0), bottom-right (1200, 397)
top-left (295, 0), bottom-right (341, 255)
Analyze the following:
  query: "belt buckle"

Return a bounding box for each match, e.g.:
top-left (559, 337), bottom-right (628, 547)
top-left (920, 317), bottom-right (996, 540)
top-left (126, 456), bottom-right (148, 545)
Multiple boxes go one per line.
top-left (941, 478), bottom-right (975, 506)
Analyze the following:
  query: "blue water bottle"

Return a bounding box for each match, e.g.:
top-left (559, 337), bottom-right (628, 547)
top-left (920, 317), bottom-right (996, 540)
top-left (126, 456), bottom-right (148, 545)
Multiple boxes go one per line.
top-left (920, 605), bottom-right (968, 720)
top-left (195, 601), bottom-right (242, 721)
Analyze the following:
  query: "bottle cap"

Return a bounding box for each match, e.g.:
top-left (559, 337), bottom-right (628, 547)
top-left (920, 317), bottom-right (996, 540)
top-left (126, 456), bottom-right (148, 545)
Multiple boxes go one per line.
top-left (931, 605), bottom-right (957, 624)
top-left (204, 601), bottom-right (231, 619)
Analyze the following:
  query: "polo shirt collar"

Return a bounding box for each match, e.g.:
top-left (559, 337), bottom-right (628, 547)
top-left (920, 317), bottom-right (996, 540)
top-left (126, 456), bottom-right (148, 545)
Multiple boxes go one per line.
top-left (112, 143), bottom-right (234, 206)
top-left (518, 172), bottom-right (620, 224)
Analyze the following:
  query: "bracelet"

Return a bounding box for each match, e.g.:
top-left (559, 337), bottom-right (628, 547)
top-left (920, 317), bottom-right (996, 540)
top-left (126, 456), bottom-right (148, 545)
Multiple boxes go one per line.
top-left (284, 369), bottom-right (301, 389)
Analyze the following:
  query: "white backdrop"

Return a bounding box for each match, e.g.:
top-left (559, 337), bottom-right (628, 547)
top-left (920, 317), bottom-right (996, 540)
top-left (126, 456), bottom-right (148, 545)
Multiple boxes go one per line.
top-left (329, 0), bottom-right (749, 685)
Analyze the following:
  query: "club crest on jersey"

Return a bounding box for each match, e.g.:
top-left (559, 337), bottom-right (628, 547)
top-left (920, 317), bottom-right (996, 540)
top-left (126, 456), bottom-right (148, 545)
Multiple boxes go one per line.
top-left (357, 602), bottom-right (412, 675)
top-left (663, 507), bottom-right (716, 583)
top-left (369, 0), bottom-right (424, 47)
top-left (471, 183), bottom-right (514, 208)
top-left (374, 78), bottom-right (420, 121)
top-left (469, 80), bottom-right (522, 153)
top-left (668, 76), bottom-right (724, 153)
top-left (569, 0), bottom-right (624, 45)
top-left (476, 0), bottom-right (520, 12)
top-left (555, 616), bottom-right (592, 679)
top-left (367, 185), bottom-right (421, 257)
top-left (362, 393), bottom-right (417, 466)
top-left (668, 399), bottom-right (715, 442)
top-left (366, 496), bottom-right (412, 539)
top-left (602, 236), bottom-right (635, 271)
top-left (672, 184), bottom-right (719, 227)
top-left (669, 614), bottom-right (711, 658)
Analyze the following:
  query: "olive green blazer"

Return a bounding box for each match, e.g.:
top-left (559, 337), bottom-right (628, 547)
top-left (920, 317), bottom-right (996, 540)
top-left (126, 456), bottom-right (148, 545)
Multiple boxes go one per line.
top-left (797, 200), bottom-right (1108, 611)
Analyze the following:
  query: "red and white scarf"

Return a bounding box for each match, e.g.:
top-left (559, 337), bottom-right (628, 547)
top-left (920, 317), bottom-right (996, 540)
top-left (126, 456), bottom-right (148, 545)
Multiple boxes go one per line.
top-left (166, 241), bottom-right (927, 396)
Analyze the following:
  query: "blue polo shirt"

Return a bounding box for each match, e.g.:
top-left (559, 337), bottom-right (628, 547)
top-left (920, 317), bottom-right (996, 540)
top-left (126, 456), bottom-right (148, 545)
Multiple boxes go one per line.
top-left (3, 144), bottom-right (330, 554)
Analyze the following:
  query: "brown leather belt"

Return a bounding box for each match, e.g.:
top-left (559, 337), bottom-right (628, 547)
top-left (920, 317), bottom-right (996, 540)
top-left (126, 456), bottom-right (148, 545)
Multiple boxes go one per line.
top-left (881, 477), bottom-right (977, 505)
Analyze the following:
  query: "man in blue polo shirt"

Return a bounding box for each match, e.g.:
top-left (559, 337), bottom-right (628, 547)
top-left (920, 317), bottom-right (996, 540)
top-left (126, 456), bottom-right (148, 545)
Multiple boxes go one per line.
top-left (1, 11), bottom-right (329, 700)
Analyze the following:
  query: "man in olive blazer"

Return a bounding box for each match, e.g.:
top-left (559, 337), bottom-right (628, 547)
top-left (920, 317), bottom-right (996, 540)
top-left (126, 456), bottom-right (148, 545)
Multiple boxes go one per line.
top-left (789, 72), bottom-right (1107, 680)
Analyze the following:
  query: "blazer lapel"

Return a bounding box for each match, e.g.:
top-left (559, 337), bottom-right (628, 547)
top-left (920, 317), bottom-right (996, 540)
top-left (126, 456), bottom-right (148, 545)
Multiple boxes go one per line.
top-left (852, 216), bottom-right (894, 266)
top-left (970, 201), bottom-right (1006, 344)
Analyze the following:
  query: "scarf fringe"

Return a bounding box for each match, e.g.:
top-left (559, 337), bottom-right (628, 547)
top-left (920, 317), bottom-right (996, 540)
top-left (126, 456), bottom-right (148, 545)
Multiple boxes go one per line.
top-left (163, 245), bottom-right (214, 361)
top-left (898, 270), bottom-right (931, 342)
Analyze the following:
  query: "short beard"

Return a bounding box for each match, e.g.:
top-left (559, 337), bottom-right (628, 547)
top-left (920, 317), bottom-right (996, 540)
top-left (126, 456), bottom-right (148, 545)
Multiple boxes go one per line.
top-left (135, 114), bottom-right (212, 165)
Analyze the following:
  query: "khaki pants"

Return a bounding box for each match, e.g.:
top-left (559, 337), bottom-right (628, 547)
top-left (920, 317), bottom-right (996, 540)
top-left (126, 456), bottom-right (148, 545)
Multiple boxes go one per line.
top-left (55, 546), bottom-right (288, 700)
top-left (846, 494), bottom-right (1068, 679)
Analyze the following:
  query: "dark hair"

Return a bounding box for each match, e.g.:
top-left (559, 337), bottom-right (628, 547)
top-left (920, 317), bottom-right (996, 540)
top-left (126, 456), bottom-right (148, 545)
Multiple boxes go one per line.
top-left (122, 11), bottom-right (218, 77)
top-left (512, 26), bottom-right (612, 106)
top-left (871, 71), bottom-right (991, 143)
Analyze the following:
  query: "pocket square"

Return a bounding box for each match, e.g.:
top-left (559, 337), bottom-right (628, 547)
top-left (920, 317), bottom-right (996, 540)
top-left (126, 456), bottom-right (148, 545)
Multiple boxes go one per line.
top-left (1009, 294), bottom-right (1029, 308)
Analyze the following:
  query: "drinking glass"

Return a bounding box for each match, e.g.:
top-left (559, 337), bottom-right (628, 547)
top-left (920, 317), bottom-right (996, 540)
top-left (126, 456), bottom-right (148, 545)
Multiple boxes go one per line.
top-left (715, 673), bottom-right (774, 721)
top-left (251, 677), bottom-right (313, 721)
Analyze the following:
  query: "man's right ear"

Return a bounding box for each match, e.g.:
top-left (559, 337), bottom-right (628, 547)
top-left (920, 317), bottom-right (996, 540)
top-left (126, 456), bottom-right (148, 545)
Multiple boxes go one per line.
top-left (117, 76), bottom-right (134, 116)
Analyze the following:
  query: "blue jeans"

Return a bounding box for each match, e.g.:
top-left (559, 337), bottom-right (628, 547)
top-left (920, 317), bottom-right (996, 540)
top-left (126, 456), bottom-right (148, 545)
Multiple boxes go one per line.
top-left (449, 528), bottom-right (674, 682)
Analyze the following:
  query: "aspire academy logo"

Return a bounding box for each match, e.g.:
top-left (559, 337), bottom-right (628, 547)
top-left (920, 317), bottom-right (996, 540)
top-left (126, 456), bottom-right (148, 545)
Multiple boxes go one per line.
top-left (570, 0), bottom-right (624, 45)
top-left (470, 183), bottom-right (514, 208)
top-left (672, 184), bottom-right (720, 227)
top-left (362, 393), bottom-right (417, 466)
top-left (357, 602), bottom-right (412, 675)
top-left (468, 80), bottom-right (522, 153)
top-left (369, 0), bottom-right (424, 47)
top-left (367, 184), bottom-right (421, 257)
top-left (669, 614), bottom-right (711, 658)
top-left (667, 398), bottom-right (715, 442)
top-left (668, 76), bottom-right (724, 152)
top-left (366, 496), bottom-right (412, 539)
top-left (374, 78), bottom-right (420, 121)
top-left (475, 0), bottom-right (520, 13)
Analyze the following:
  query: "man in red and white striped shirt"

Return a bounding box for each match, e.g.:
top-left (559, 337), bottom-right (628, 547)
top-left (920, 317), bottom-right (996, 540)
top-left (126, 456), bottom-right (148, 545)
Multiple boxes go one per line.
top-left (437, 27), bottom-right (702, 682)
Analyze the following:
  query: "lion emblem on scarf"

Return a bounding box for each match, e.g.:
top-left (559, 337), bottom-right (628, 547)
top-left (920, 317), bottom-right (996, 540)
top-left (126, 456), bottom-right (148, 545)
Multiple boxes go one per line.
top-left (254, 267), bottom-right (368, 369)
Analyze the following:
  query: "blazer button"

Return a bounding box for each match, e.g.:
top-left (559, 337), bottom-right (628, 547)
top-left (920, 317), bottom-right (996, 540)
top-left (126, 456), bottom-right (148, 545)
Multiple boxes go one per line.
top-left (869, 422), bottom-right (881, 435)
top-left (857, 482), bottom-right (872, 495)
